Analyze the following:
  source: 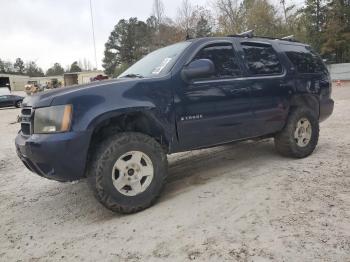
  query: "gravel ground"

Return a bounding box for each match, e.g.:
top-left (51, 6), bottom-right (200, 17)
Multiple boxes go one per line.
top-left (0, 86), bottom-right (349, 262)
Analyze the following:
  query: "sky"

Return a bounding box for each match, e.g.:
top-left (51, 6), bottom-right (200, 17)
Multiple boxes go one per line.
top-left (0, 0), bottom-right (303, 71)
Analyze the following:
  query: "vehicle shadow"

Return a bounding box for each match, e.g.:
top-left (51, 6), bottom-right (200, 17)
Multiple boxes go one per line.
top-left (0, 107), bottom-right (20, 110)
top-left (161, 139), bottom-right (278, 201)
top-left (24, 139), bottom-right (279, 221)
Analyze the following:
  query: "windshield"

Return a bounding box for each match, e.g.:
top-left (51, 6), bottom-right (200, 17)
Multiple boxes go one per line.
top-left (118, 42), bottom-right (191, 78)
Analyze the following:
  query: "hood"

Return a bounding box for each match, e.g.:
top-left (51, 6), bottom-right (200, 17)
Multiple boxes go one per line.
top-left (22, 78), bottom-right (138, 108)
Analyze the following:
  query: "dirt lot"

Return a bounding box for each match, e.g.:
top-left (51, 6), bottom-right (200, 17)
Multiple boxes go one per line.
top-left (1, 86), bottom-right (350, 262)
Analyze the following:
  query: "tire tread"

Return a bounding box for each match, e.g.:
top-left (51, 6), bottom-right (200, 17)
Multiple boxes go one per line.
top-left (275, 107), bottom-right (319, 158)
top-left (87, 132), bottom-right (168, 214)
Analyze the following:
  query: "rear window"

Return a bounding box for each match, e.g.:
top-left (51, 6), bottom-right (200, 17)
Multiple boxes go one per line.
top-left (241, 43), bottom-right (283, 75)
top-left (281, 44), bottom-right (327, 74)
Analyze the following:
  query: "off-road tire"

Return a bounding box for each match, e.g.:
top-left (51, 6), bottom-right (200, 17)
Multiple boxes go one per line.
top-left (274, 107), bottom-right (319, 158)
top-left (87, 132), bottom-right (168, 214)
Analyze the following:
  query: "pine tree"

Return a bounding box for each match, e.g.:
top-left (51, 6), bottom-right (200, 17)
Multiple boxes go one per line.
top-left (13, 58), bottom-right (25, 74)
top-left (195, 15), bottom-right (212, 37)
top-left (46, 63), bottom-right (65, 76)
top-left (300, 0), bottom-right (327, 52)
top-left (102, 18), bottom-right (151, 76)
top-left (321, 0), bottom-right (350, 62)
top-left (69, 61), bottom-right (82, 72)
top-left (0, 59), bottom-right (6, 73)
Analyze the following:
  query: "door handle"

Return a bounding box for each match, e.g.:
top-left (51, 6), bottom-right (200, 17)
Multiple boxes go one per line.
top-left (279, 83), bottom-right (290, 88)
top-left (230, 87), bottom-right (249, 94)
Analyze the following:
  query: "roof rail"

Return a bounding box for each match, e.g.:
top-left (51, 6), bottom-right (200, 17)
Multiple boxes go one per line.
top-left (227, 30), bottom-right (254, 38)
top-left (281, 35), bottom-right (295, 41)
top-left (226, 31), bottom-right (299, 42)
top-left (237, 30), bottom-right (254, 38)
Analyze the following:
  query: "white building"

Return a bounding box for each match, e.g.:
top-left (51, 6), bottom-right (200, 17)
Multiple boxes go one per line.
top-left (0, 70), bottom-right (106, 91)
top-left (0, 74), bottom-right (30, 91)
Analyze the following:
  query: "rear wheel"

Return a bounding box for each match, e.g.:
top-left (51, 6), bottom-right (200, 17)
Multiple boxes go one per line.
top-left (87, 132), bottom-right (168, 214)
top-left (274, 107), bottom-right (319, 158)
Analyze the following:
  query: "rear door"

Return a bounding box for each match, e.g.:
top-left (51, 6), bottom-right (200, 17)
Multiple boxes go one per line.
top-left (237, 41), bottom-right (291, 136)
top-left (175, 41), bottom-right (254, 150)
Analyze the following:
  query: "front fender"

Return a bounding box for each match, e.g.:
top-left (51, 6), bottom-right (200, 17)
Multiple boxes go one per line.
top-left (86, 106), bottom-right (155, 131)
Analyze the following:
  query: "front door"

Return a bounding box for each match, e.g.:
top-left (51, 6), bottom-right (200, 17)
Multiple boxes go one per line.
top-left (175, 42), bottom-right (254, 150)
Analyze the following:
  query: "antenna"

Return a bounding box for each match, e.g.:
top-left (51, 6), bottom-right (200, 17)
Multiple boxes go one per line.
top-left (89, 0), bottom-right (98, 70)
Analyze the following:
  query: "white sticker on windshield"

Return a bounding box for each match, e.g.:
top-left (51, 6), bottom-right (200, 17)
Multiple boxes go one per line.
top-left (152, 57), bottom-right (172, 75)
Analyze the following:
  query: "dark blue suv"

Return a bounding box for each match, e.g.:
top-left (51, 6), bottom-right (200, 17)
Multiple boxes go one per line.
top-left (15, 35), bottom-right (334, 213)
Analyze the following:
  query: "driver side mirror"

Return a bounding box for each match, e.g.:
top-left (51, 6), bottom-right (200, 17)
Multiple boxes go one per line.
top-left (182, 59), bottom-right (215, 80)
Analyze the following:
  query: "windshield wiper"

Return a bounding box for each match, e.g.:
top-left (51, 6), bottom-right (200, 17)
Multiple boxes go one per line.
top-left (120, 73), bottom-right (144, 79)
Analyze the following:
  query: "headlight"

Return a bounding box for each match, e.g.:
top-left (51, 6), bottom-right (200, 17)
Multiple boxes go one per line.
top-left (34, 105), bottom-right (73, 134)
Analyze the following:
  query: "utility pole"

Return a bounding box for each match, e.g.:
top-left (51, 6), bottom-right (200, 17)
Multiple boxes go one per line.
top-left (89, 0), bottom-right (98, 70)
top-left (280, 0), bottom-right (288, 24)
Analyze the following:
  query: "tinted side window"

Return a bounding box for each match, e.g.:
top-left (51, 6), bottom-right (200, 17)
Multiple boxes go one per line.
top-left (193, 43), bottom-right (242, 79)
top-left (281, 44), bottom-right (327, 74)
top-left (241, 43), bottom-right (283, 75)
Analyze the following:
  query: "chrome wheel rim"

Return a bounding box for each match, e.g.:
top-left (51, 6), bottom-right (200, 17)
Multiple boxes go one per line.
top-left (294, 118), bottom-right (312, 147)
top-left (112, 151), bottom-right (154, 196)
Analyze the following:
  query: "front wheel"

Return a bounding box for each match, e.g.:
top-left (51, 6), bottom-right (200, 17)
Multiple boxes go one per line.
top-left (15, 100), bottom-right (22, 108)
top-left (274, 107), bottom-right (319, 158)
top-left (87, 132), bottom-right (168, 214)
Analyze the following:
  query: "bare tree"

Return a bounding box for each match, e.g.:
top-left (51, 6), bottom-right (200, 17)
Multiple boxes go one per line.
top-left (83, 58), bottom-right (93, 71)
top-left (153, 0), bottom-right (165, 29)
top-left (280, 0), bottom-right (288, 24)
top-left (176, 0), bottom-right (194, 37)
top-left (214, 0), bottom-right (240, 34)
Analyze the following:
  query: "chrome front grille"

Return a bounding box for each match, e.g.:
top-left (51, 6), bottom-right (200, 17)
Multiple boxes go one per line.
top-left (20, 107), bottom-right (33, 135)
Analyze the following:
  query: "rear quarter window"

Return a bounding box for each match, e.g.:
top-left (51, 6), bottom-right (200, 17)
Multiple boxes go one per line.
top-left (280, 44), bottom-right (327, 74)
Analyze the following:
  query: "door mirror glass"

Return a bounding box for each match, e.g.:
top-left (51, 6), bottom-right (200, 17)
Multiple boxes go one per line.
top-left (182, 59), bottom-right (215, 80)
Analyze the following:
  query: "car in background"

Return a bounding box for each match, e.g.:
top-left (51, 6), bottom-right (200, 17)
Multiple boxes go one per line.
top-left (91, 74), bottom-right (108, 82)
top-left (0, 94), bottom-right (24, 108)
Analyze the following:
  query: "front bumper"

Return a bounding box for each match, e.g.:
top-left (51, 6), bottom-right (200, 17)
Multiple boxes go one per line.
top-left (319, 98), bottom-right (334, 122)
top-left (15, 131), bottom-right (91, 182)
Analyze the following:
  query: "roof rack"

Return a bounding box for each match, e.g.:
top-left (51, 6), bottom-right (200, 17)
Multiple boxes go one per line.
top-left (281, 35), bottom-right (295, 41)
top-left (227, 30), bottom-right (254, 38)
top-left (237, 30), bottom-right (254, 38)
top-left (227, 30), bottom-right (298, 42)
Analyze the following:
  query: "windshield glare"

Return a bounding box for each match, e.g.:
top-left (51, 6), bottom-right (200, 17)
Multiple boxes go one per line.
top-left (118, 42), bottom-right (191, 78)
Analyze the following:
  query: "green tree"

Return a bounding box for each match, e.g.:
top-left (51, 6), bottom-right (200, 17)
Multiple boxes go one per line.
top-left (215, 0), bottom-right (283, 36)
top-left (237, 0), bottom-right (284, 37)
top-left (0, 59), bottom-right (14, 73)
top-left (25, 61), bottom-right (44, 77)
top-left (321, 0), bottom-right (350, 62)
top-left (195, 15), bottom-right (212, 37)
top-left (0, 59), bottom-right (6, 73)
top-left (299, 0), bottom-right (327, 52)
top-left (46, 63), bottom-right (65, 76)
top-left (13, 58), bottom-right (25, 74)
top-left (69, 61), bottom-right (82, 72)
top-left (103, 18), bottom-right (151, 76)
